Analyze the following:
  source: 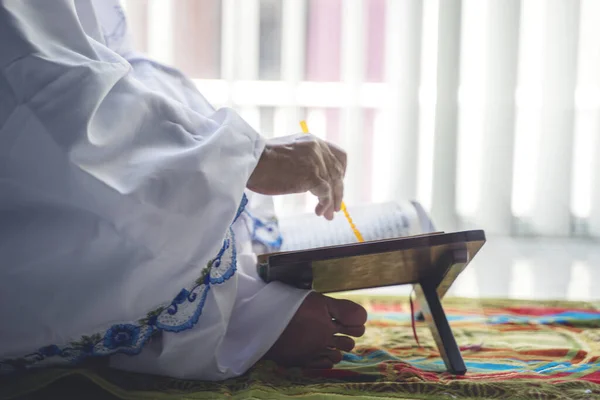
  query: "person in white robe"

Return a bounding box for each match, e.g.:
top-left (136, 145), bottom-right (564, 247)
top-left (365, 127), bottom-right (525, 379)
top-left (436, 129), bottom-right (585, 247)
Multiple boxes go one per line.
top-left (0, 0), bottom-right (367, 380)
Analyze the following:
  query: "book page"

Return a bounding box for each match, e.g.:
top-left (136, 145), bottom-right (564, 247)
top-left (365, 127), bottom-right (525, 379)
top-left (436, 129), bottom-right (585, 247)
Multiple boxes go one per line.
top-left (278, 201), bottom-right (435, 251)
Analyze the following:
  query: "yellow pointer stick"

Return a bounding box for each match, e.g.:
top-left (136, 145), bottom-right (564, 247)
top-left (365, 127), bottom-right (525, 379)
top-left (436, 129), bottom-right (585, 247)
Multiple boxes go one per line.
top-left (299, 120), bottom-right (365, 243)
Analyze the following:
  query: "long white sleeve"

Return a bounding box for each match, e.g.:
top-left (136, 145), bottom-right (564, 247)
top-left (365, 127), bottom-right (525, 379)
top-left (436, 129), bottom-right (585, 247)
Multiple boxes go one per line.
top-left (0, 0), bottom-right (267, 370)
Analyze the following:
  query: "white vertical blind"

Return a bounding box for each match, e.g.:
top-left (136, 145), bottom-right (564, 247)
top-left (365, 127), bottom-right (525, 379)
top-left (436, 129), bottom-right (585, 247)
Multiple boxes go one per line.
top-left (511, 0), bottom-right (545, 221)
top-left (456, 0), bottom-right (487, 222)
top-left (275, 0), bottom-right (308, 215)
top-left (476, 0), bottom-right (520, 235)
top-left (381, 0), bottom-right (422, 203)
top-left (220, 0), bottom-right (236, 103)
top-left (591, 131), bottom-right (600, 238)
top-left (122, 0), bottom-right (149, 52)
top-left (575, 0), bottom-right (600, 238)
top-left (235, 0), bottom-right (261, 132)
top-left (124, 0), bottom-right (599, 239)
top-left (457, 0), bottom-right (520, 235)
top-left (235, 0), bottom-right (260, 80)
top-left (529, 0), bottom-right (580, 236)
top-left (280, 0), bottom-right (307, 117)
top-left (340, 0), bottom-right (367, 206)
top-left (146, 0), bottom-right (174, 65)
top-left (429, 0), bottom-right (461, 231)
top-left (416, 0), bottom-right (439, 213)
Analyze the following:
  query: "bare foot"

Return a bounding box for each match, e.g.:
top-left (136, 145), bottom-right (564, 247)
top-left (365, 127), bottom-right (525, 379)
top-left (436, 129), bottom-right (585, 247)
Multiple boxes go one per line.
top-left (263, 292), bottom-right (367, 369)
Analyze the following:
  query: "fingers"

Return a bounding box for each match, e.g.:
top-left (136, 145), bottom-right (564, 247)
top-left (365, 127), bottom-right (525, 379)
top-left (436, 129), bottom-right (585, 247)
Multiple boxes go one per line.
top-left (325, 141), bottom-right (347, 175)
top-left (308, 140), bottom-right (335, 219)
top-left (312, 176), bottom-right (340, 220)
top-left (266, 134), bottom-right (345, 219)
top-left (323, 205), bottom-right (335, 221)
top-left (311, 179), bottom-right (333, 219)
top-left (320, 142), bottom-right (345, 214)
top-left (305, 138), bottom-right (345, 220)
top-left (315, 202), bottom-right (326, 218)
top-left (316, 202), bottom-right (334, 221)
top-left (332, 179), bottom-right (344, 213)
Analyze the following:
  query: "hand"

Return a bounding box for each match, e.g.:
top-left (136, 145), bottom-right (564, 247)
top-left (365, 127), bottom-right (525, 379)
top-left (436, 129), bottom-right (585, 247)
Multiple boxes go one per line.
top-left (247, 133), bottom-right (347, 220)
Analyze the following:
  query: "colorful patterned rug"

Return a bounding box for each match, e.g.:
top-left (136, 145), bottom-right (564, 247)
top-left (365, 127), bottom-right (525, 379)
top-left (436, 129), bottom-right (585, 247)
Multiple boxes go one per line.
top-left (1, 297), bottom-right (599, 400)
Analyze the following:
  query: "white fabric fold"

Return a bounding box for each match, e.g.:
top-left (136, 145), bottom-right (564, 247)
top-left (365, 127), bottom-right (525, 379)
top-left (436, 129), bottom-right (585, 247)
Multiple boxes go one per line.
top-left (0, 0), bottom-right (309, 379)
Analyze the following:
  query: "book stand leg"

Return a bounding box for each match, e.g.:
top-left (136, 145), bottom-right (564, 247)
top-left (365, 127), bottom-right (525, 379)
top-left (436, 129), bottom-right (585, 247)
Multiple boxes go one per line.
top-left (413, 249), bottom-right (469, 375)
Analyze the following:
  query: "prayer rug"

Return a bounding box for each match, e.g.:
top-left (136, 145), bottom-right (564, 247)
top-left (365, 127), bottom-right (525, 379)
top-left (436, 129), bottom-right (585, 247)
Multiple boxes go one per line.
top-left (2, 297), bottom-right (599, 400)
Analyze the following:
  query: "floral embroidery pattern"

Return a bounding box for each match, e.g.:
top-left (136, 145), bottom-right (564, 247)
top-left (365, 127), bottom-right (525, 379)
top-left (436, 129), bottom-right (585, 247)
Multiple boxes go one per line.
top-left (0, 195), bottom-right (248, 374)
top-left (103, 324), bottom-right (140, 350)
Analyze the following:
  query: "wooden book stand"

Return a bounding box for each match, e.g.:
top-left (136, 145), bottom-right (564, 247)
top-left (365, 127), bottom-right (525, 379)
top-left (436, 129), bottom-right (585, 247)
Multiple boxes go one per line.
top-left (257, 230), bottom-right (486, 375)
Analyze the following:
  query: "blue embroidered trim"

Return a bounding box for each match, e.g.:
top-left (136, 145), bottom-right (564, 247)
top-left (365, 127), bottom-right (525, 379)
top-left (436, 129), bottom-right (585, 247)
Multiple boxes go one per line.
top-left (0, 196), bottom-right (247, 374)
top-left (244, 209), bottom-right (283, 251)
top-left (209, 229), bottom-right (237, 285)
top-left (234, 194), bottom-right (249, 223)
top-left (155, 285), bottom-right (211, 333)
top-left (103, 324), bottom-right (141, 350)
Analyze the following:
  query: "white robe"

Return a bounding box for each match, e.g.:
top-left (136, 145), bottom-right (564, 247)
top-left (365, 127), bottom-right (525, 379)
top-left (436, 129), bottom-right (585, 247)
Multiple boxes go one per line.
top-left (0, 0), bottom-right (309, 380)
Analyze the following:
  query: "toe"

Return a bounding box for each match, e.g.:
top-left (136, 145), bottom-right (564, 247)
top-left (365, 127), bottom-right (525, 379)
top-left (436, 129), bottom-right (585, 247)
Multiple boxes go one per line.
top-left (336, 322), bottom-right (365, 337)
top-left (322, 348), bottom-right (343, 364)
top-left (305, 357), bottom-right (334, 369)
top-left (332, 335), bottom-right (355, 352)
top-left (326, 297), bottom-right (368, 326)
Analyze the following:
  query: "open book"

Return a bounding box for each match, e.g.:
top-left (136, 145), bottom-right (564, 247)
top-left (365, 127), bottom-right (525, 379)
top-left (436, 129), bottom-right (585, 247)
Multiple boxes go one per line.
top-left (278, 201), bottom-right (437, 251)
top-left (260, 202), bottom-right (485, 294)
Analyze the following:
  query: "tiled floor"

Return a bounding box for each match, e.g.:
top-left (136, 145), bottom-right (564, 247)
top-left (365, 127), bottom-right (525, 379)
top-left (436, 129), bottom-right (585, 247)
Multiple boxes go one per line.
top-left (360, 236), bottom-right (600, 302)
